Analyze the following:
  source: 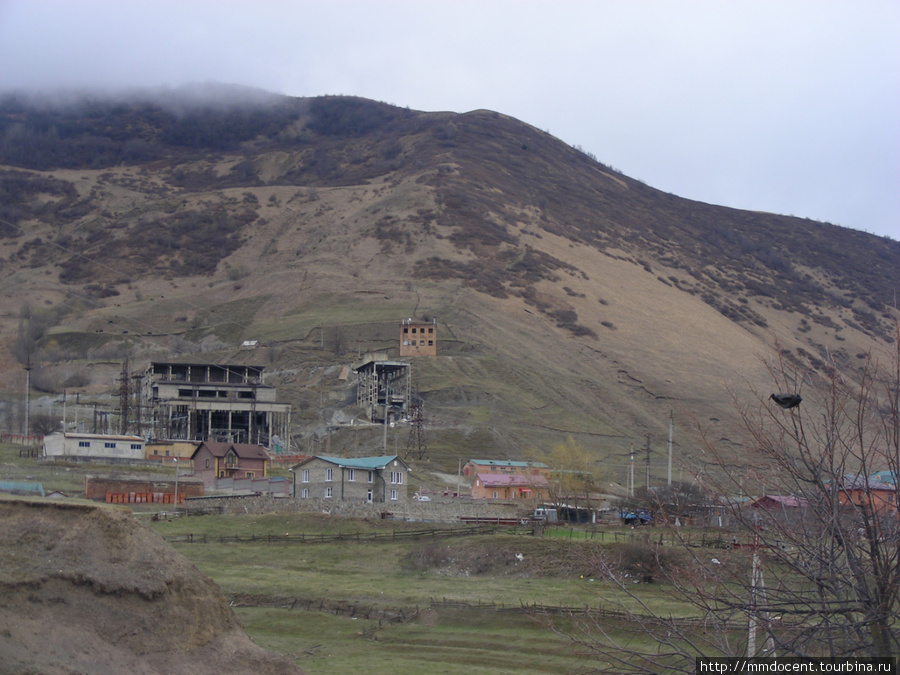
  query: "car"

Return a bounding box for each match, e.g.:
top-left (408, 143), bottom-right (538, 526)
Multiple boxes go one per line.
top-left (414, 493), bottom-right (431, 502)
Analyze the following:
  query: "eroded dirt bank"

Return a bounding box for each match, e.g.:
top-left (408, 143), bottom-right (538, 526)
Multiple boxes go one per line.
top-left (0, 498), bottom-right (301, 674)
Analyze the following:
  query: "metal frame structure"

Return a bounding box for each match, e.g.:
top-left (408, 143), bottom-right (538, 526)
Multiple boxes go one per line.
top-left (355, 360), bottom-right (411, 423)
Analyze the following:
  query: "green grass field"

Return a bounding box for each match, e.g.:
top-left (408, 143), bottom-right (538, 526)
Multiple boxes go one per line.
top-left (0, 444), bottom-right (724, 672)
top-left (147, 511), bottom-right (716, 672)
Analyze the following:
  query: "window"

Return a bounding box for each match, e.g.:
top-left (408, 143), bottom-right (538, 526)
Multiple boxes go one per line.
top-left (428, 340), bottom-right (433, 346)
top-left (325, 467), bottom-right (333, 482)
top-left (492, 491), bottom-right (498, 499)
top-left (390, 489), bottom-right (398, 501)
top-left (403, 327), bottom-right (408, 334)
top-left (205, 458), bottom-right (210, 468)
top-left (165, 450), bottom-right (170, 456)
top-left (300, 488), bottom-right (309, 499)
top-left (366, 489), bottom-right (373, 502)
top-left (245, 472), bottom-right (254, 478)
top-left (367, 471), bottom-right (374, 483)
top-left (390, 471), bottom-right (403, 484)
top-left (428, 327), bottom-right (434, 334)
top-left (411, 328), bottom-right (417, 334)
top-left (348, 469), bottom-right (356, 482)
top-left (78, 441), bottom-right (90, 448)
top-left (131, 444), bottom-right (141, 450)
top-left (301, 469), bottom-right (310, 483)
top-left (324, 487), bottom-right (333, 499)
top-left (104, 442), bottom-right (116, 449)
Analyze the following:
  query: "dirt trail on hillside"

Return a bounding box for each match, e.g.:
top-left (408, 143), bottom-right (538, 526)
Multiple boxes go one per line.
top-left (0, 498), bottom-right (302, 675)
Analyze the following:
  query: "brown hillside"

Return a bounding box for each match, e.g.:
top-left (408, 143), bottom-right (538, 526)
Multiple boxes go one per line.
top-left (0, 88), bottom-right (898, 476)
top-left (0, 498), bottom-right (302, 674)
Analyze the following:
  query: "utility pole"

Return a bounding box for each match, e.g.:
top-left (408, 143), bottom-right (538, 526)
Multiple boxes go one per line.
top-left (23, 357), bottom-right (33, 437)
top-left (382, 381), bottom-right (390, 452)
top-left (747, 525), bottom-right (775, 656)
top-left (645, 435), bottom-right (651, 489)
top-left (406, 398), bottom-right (427, 460)
top-left (629, 444), bottom-right (635, 497)
top-left (172, 458), bottom-right (179, 515)
top-left (131, 373), bottom-right (143, 437)
top-left (667, 412), bottom-right (674, 486)
top-left (117, 358), bottom-right (130, 435)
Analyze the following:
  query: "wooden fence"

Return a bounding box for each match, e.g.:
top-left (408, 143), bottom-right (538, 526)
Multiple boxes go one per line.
top-left (165, 524), bottom-right (734, 549)
top-left (106, 492), bottom-right (185, 505)
top-left (226, 593), bottom-right (743, 632)
top-left (427, 597), bottom-right (744, 630)
top-left (164, 523), bottom-right (502, 545)
top-left (540, 526), bottom-right (732, 549)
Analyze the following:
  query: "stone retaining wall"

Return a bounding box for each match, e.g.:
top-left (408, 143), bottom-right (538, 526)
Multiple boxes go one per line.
top-left (187, 493), bottom-right (533, 522)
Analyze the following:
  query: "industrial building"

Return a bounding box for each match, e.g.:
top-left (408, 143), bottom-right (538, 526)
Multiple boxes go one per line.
top-left (141, 362), bottom-right (291, 448)
top-left (355, 360), bottom-right (410, 423)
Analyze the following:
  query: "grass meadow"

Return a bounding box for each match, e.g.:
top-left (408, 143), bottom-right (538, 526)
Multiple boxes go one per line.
top-left (1, 445), bottom-right (728, 673)
top-left (149, 512), bottom-right (715, 673)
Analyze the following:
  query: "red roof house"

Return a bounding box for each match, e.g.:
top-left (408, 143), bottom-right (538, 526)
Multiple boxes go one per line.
top-left (750, 495), bottom-right (808, 510)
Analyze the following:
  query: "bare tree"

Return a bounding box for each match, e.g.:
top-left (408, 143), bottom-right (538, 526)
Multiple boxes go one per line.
top-left (561, 331), bottom-right (900, 671)
top-left (29, 413), bottom-right (60, 436)
top-left (327, 326), bottom-right (346, 356)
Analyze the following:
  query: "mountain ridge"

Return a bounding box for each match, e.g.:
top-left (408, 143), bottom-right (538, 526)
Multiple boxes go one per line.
top-left (1, 87), bottom-right (897, 475)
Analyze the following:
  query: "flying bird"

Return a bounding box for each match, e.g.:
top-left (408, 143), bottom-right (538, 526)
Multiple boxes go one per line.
top-left (770, 393), bottom-right (802, 409)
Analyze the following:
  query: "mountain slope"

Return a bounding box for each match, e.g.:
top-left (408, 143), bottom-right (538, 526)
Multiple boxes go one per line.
top-left (1, 87), bottom-right (897, 475)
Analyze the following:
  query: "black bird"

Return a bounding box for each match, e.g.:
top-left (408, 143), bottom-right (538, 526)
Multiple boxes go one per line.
top-left (771, 393), bottom-right (802, 409)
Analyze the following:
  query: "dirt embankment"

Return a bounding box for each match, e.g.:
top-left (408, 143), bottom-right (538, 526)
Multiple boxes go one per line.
top-left (0, 498), bottom-right (301, 675)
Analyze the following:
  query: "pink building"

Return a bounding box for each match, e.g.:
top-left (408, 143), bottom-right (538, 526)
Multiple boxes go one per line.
top-left (471, 472), bottom-right (549, 500)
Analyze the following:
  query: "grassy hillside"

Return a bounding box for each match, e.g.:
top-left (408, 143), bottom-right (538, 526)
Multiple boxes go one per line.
top-left (0, 88), bottom-right (897, 478)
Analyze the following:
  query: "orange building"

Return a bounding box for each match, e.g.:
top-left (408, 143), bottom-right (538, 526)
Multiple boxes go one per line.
top-left (838, 475), bottom-right (897, 517)
top-left (465, 459), bottom-right (550, 500)
top-left (400, 320), bottom-right (437, 357)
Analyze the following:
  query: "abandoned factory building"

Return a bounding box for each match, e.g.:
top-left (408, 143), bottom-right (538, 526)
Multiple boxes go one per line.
top-left (142, 362), bottom-right (291, 447)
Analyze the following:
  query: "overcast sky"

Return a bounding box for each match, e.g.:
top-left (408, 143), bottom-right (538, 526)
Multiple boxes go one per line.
top-left (1, 1), bottom-right (897, 240)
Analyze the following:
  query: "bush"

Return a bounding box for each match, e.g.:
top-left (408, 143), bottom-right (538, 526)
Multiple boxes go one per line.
top-left (616, 542), bottom-right (682, 583)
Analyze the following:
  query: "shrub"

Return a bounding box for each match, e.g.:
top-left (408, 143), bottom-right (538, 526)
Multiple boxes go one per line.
top-left (616, 542), bottom-right (682, 583)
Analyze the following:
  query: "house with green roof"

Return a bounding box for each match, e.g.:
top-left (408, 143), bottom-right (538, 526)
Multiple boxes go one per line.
top-left (291, 455), bottom-right (410, 503)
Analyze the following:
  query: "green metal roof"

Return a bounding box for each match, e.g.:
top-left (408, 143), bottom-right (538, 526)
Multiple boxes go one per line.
top-left (468, 459), bottom-right (549, 468)
top-left (313, 455), bottom-right (405, 470)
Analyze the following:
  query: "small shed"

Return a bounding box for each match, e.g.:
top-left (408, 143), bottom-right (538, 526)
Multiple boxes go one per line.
top-left (43, 433), bottom-right (145, 462)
